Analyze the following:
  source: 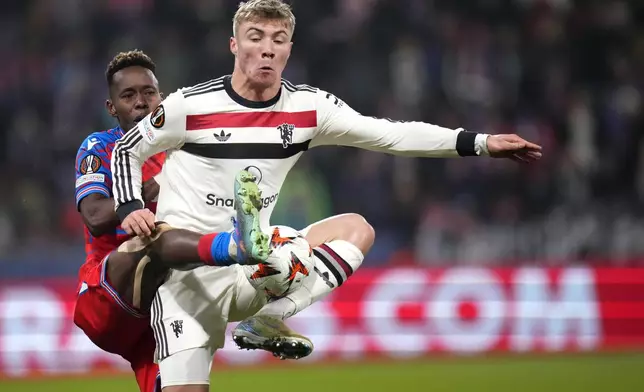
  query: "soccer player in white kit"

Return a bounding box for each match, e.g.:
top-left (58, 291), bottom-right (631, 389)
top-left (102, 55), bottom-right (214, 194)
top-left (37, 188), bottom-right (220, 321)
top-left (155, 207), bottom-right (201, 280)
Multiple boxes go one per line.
top-left (112, 1), bottom-right (542, 390)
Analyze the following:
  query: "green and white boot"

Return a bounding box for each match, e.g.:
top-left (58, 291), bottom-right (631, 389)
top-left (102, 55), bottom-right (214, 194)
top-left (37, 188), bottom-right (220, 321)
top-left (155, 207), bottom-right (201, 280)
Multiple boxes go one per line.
top-left (232, 169), bottom-right (270, 264)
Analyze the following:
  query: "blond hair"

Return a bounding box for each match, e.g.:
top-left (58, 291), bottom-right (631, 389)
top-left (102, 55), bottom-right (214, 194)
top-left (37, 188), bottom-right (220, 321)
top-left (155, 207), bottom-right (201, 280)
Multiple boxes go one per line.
top-left (233, 0), bottom-right (296, 37)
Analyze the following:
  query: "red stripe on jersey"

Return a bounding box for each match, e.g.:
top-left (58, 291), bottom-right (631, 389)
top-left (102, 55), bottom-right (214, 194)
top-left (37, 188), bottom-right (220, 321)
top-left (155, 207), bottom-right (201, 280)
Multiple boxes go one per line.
top-left (186, 110), bottom-right (317, 130)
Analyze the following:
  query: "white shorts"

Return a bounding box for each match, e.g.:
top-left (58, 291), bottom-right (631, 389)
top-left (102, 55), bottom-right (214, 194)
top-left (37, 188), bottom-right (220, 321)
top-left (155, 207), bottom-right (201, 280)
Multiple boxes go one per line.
top-left (151, 264), bottom-right (267, 364)
top-left (153, 224), bottom-right (315, 386)
top-left (158, 346), bottom-right (216, 388)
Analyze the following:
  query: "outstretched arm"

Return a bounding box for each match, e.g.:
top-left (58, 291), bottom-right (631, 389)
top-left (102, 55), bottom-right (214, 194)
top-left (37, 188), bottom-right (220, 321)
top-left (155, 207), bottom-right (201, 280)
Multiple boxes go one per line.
top-left (313, 90), bottom-right (541, 162)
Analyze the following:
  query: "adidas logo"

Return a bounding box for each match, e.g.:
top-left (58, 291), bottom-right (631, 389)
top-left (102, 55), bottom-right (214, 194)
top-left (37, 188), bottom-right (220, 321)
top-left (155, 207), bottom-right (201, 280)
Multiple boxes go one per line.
top-left (214, 130), bottom-right (231, 142)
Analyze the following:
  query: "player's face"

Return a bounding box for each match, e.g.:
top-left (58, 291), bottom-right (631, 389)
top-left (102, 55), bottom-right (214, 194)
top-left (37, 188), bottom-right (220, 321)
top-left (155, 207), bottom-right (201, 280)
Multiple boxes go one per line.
top-left (232, 19), bottom-right (293, 88)
top-left (107, 66), bottom-right (162, 132)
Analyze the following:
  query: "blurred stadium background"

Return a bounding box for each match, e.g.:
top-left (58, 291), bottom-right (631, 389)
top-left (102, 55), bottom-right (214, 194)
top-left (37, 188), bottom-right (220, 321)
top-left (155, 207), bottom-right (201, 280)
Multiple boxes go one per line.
top-left (2, 0), bottom-right (644, 390)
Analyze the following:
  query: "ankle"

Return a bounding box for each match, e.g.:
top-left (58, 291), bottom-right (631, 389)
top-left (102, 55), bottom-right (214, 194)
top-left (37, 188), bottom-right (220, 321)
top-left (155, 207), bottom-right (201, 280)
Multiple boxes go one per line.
top-left (198, 232), bottom-right (235, 266)
top-left (228, 230), bottom-right (238, 261)
top-left (257, 297), bottom-right (298, 320)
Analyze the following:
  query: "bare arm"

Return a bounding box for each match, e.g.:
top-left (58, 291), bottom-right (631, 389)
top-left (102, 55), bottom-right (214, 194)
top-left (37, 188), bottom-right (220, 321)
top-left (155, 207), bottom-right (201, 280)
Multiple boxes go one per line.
top-left (79, 177), bottom-right (160, 237)
top-left (142, 177), bottom-right (161, 203)
top-left (79, 194), bottom-right (119, 237)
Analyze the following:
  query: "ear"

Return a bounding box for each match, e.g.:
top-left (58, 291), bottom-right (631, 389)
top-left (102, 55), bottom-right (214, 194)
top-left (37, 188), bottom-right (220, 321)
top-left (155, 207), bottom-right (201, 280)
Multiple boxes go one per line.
top-left (105, 99), bottom-right (117, 118)
top-left (160, 91), bottom-right (165, 100)
top-left (286, 41), bottom-right (293, 60)
top-left (230, 37), bottom-right (238, 56)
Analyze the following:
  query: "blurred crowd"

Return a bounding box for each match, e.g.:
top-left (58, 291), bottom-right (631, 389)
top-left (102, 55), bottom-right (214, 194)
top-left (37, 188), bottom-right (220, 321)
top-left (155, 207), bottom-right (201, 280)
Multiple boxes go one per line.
top-left (2, 0), bottom-right (644, 276)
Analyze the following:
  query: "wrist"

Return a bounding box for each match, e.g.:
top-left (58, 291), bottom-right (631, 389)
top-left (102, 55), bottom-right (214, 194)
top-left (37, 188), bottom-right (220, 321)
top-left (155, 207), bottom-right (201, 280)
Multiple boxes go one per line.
top-left (474, 133), bottom-right (490, 156)
top-left (456, 130), bottom-right (490, 157)
top-left (198, 232), bottom-right (235, 266)
top-left (455, 130), bottom-right (475, 156)
top-left (116, 200), bottom-right (144, 222)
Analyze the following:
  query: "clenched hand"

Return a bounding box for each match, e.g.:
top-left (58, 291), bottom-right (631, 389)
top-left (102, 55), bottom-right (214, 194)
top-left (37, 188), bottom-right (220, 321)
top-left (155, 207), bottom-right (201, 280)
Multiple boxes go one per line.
top-left (121, 208), bottom-right (156, 237)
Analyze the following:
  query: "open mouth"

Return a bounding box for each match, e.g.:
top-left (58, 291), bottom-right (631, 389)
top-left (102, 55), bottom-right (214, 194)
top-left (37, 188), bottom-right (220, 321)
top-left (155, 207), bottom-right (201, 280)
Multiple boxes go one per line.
top-left (134, 114), bottom-right (147, 122)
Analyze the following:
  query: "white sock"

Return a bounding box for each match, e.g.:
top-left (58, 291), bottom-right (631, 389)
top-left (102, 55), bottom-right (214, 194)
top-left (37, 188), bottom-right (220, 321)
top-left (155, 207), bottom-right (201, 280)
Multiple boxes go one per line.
top-left (257, 240), bottom-right (364, 319)
top-left (228, 234), bottom-right (237, 260)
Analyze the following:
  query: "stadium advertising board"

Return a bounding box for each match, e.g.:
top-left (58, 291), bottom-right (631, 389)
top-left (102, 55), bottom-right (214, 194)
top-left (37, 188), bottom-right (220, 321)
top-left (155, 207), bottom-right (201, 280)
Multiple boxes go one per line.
top-left (1, 267), bottom-right (643, 377)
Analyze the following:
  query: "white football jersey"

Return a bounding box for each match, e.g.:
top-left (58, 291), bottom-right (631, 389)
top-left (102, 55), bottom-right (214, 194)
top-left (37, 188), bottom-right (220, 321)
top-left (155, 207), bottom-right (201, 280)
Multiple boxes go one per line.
top-left (112, 75), bottom-right (487, 233)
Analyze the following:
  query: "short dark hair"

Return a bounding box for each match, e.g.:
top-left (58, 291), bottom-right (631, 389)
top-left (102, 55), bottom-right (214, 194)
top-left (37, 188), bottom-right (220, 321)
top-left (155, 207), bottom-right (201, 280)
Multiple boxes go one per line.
top-left (106, 49), bottom-right (156, 86)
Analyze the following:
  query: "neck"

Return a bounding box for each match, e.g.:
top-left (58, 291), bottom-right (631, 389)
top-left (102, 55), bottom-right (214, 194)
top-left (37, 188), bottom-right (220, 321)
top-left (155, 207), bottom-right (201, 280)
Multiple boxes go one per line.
top-left (230, 69), bottom-right (281, 102)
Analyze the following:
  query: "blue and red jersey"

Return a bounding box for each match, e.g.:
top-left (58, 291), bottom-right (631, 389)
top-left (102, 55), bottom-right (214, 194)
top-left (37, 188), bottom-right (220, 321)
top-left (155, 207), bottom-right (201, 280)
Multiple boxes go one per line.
top-left (75, 126), bottom-right (165, 269)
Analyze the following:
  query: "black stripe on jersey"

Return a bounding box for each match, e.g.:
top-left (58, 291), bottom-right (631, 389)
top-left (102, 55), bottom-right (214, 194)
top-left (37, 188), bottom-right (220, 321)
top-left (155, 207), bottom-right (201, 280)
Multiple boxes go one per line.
top-left (313, 249), bottom-right (344, 286)
top-left (282, 83), bottom-right (307, 93)
top-left (182, 76), bottom-right (226, 95)
top-left (115, 128), bottom-right (141, 202)
top-left (282, 80), bottom-right (317, 94)
top-left (113, 126), bottom-right (138, 202)
top-left (113, 127), bottom-right (143, 204)
top-left (183, 82), bottom-right (225, 98)
top-left (121, 134), bottom-right (143, 202)
top-left (181, 140), bottom-right (311, 160)
top-left (282, 79), bottom-right (316, 91)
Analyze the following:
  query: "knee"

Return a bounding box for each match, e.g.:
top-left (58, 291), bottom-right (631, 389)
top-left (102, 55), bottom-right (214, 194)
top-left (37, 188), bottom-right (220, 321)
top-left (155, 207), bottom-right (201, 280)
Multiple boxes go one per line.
top-left (341, 213), bottom-right (375, 254)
